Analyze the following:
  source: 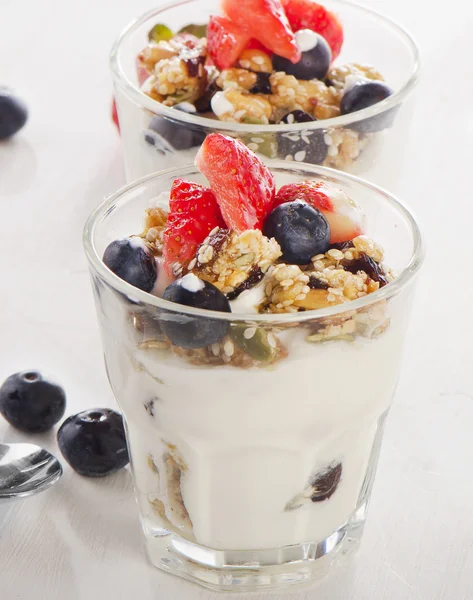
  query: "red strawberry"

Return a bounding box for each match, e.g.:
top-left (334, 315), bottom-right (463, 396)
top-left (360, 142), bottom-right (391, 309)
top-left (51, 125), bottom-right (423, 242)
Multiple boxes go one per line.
top-left (282, 0), bottom-right (344, 59)
top-left (207, 16), bottom-right (251, 70)
top-left (163, 179), bottom-right (226, 276)
top-left (111, 98), bottom-right (120, 132)
top-left (274, 181), bottom-right (365, 243)
top-left (195, 133), bottom-right (276, 233)
top-left (222, 0), bottom-right (301, 63)
top-left (246, 38), bottom-right (271, 54)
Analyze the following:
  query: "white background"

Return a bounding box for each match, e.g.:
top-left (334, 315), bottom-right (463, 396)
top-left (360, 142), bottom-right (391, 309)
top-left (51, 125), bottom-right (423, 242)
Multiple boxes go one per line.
top-left (1, 0), bottom-right (472, 599)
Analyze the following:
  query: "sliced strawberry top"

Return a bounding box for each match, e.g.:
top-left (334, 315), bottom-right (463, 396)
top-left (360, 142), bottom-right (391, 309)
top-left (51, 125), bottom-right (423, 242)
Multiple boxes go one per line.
top-left (222, 0), bottom-right (301, 63)
top-left (275, 181), bottom-right (365, 243)
top-left (163, 179), bottom-right (226, 276)
top-left (207, 15), bottom-right (252, 70)
top-left (275, 181), bottom-right (333, 211)
top-left (195, 133), bottom-right (276, 233)
top-left (282, 0), bottom-right (344, 59)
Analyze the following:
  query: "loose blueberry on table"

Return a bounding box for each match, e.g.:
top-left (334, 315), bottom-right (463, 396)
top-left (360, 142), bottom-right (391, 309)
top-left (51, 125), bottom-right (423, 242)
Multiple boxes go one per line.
top-left (131, 0), bottom-right (395, 168)
top-left (0, 371), bottom-right (66, 433)
top-left (103, 133), bottom-right (392, 365)
top-left (57, 408), bottom-right (129, 477)
top-left (0, 88), bottom-right (28, 139)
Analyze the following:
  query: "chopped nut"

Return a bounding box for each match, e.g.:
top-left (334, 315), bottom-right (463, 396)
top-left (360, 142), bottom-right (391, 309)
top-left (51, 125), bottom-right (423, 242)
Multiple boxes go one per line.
top-left (269, 72), bottom-right (341, 120)
top-left (217, 68), bottom-right (258, 92)
top-left (140, 207), bottom-right (168, 254)
top-left (328, 63), bottom-right (384, 89)
top-left (237, 49), bottom-right (273, 73)
top-left (263, 264), bottom-right (310, 313)
top-left (213, 89), bottom-right (272, 123)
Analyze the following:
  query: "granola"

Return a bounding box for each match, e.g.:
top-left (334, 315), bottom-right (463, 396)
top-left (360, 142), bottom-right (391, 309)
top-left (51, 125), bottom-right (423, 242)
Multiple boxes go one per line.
top-left (136, 8), bottom-right (396, 173)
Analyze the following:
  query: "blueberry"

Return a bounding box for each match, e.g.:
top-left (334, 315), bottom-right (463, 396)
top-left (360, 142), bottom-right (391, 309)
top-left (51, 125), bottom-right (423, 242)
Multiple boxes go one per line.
top-left (263, 201), bottom-right (330, 264)
top-left (0, 88), bottom-right (28, 139)
top-left (144, 103), bottom-right (206, 151)
top-left (340, 81), bottom-right (395, 132)
top-left (161, 274), bottom-right (231, 349)
top-left (103, 238), bottom-right (157, 292)
top-left (278, 110), bottom-right (328, 165)
top-left (273, 30), bottom-right (331, 81)
top-left (57, 409), bottom-right (129, 477)
top-left (0, 371), bottom-right (66, 433)
top-left (249, 72), bottom-right (272, 95)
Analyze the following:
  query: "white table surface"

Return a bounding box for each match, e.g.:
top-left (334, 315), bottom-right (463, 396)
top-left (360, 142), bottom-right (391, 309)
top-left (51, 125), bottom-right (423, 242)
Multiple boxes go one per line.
top-left (1, 0), bottom-right (472, 598)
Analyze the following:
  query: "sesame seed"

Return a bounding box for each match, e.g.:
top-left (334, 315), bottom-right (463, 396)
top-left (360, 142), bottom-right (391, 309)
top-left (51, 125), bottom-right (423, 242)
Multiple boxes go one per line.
top-left (243, 327), bottom-right (256, 340)
top-left (187, 258), bottom-right (197, 270)
top-left (294, 150), bottom-right (307, 162)
top-left (223, 340), bottom-right (234, 357)
top-left (211, 343), bottom-right (220, 356)
top-left (253, 56), bottom-right (264, 65)
top-left (209, 226), bottom-right (219, 236)
top-left (327, 249), bottom-right (344, 260)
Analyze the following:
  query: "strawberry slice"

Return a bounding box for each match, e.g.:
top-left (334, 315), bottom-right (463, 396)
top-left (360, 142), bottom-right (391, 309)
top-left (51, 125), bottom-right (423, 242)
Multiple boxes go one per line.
top-left (207, 16), bottom-right (251, 70)
top-left (163, 179), bottom-right (226, 276)
top-left (195, 133), bottom-right (276, 233)
top-left (111, 98), bottom-right (120, 132)
top-left (282, 0), bottom-right (344, 59)
top-left (222, 0), bottom-right (301, 63)
top-left (274, 181), bottom-right (365, 243)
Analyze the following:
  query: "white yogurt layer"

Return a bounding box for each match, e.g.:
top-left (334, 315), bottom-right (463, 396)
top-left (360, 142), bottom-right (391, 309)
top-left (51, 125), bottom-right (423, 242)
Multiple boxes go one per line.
top-left (99, 283), bottom-right (408, 551)
top-left (295, 29), bottom-right (320, 52)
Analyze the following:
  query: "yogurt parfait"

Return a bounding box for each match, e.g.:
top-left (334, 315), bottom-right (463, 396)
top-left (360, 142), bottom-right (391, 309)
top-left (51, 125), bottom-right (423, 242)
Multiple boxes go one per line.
top-left (84, 135), bottom-right (423, 591)
top-left (111, 0), bottom-right (418, 187)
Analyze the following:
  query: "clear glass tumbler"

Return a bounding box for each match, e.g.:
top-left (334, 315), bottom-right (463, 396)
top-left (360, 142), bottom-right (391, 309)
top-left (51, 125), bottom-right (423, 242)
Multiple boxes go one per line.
top-left (110, 0), bottom-right (419, 190)
top-left (83, 162), bottom-right (423, 592)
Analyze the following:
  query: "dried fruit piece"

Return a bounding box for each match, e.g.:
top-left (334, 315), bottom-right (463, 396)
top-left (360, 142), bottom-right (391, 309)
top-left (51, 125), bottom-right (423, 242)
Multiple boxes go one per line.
top-left (285, 462), bottom-right (343, 510)
top-left (222, 0), bottom-right (301, 63)
top-left (310, 462), bottom-right (342, 501)
top-left (230, 325), bottom-right (278, 362)
top-left (148, 23), bottom-right (174, 43)
top-left (293, 288), bottom-right (338, 309)
top-left (341, 252), bottom-right (388, 287)
top-left (162, 179), bottom-right (225, 276)
top-left (195, 133), bottom-right (276, 232)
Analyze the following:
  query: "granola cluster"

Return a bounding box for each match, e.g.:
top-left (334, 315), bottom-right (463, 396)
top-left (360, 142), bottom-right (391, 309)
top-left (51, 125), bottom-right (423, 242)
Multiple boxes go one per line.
top-left (188, 227), bottom-right (282, 295)
top-left (137, 23), bottom-right (390, 171)
top-left (140, 207), bottom-right (168, 254)
top-left (140, 36), bottom-right (208, 105)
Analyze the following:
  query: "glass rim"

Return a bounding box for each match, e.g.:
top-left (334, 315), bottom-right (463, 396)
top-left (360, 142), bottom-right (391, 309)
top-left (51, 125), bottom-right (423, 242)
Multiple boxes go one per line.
top-left (109, 0), bottom-right (420, 134)
top-left (83, 161), bottom-right (424, 323)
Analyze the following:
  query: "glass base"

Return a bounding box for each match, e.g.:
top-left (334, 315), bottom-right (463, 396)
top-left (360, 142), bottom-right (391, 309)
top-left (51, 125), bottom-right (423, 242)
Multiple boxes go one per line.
top-left (144, 502), bottom-right (367, 592)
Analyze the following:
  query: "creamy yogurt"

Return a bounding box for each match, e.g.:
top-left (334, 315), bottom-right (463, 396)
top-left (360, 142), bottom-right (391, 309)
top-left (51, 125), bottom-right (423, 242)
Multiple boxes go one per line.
top-left (99, 280), bottom-right (407, 550)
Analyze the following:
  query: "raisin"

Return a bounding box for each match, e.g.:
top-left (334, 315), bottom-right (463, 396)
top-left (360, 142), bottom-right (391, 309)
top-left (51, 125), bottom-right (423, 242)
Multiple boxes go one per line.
top-left (329, 240), bottom-right (354, 251)
top-left (308, 276), bottom-right (329, 290)
top-left (310, 463), bottom-right (342, 502)
top-left (342, 252), bottom-right (388, 287)
top-left (226, 267), bottom-right (264, 300)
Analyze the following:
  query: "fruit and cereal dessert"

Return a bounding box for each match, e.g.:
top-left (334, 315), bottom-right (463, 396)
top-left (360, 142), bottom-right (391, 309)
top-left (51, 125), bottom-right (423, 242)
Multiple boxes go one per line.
top-left (98, 134), bottom-right (401, 552)
top-left (135, 0), bottom-right (395, 170)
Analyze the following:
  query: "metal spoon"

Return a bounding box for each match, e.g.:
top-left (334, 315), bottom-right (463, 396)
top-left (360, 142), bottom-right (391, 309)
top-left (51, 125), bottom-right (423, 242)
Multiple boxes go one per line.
top-left (0, 443), bottom-right (62, 499)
